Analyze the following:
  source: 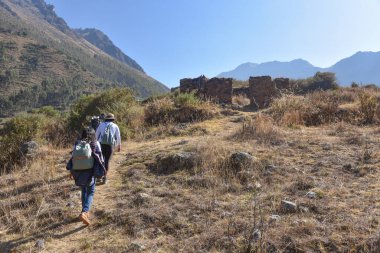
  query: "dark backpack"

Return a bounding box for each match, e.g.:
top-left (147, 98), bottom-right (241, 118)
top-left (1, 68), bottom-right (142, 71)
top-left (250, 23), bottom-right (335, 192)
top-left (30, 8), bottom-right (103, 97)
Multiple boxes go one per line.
top-left (91, 116), bottom-right (101, 131)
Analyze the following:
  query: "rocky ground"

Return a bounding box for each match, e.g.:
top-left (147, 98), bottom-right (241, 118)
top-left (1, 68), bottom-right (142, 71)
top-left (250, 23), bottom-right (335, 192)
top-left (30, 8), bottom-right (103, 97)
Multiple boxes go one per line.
top-left (1, 110), bottom-right (380, 252)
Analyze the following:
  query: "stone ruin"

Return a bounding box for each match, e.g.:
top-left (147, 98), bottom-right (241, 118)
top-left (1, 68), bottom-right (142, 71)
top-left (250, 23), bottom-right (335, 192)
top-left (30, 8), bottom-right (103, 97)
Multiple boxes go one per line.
top-left (179, 76), bottom-right (233, 104)
top-left (178, 75), bottom-right (289, 108)
top-left (179, 75), bottom-right (208, 94)
top-left (248, 76), bottom-right (290, 109)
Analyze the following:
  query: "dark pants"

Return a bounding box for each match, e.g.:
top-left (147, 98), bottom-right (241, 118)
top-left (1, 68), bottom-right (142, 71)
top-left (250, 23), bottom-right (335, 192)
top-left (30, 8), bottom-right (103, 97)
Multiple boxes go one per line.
top-left (101, 144), bottom-right (113, 172)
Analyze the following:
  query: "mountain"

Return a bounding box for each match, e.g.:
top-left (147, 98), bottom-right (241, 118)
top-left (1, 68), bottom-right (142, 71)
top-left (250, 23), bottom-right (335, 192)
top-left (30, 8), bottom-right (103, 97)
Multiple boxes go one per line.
top-left (0, 0), bottom-right (168, 116)
top-left (329, 51), bottom-right (380, 85)
top-left (75, 28), bottom-right (145, 73)
top-left (218, 52), bottom-right (380, 86)
top-left (218, 59), bottom-right (321, 80)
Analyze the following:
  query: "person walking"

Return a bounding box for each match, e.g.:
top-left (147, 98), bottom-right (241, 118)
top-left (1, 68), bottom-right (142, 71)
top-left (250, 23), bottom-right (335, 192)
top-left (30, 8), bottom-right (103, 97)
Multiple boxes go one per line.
top-left (95, 113), bottom-right (121, 183)
top-left (67, 128), bottom-right (105, 226)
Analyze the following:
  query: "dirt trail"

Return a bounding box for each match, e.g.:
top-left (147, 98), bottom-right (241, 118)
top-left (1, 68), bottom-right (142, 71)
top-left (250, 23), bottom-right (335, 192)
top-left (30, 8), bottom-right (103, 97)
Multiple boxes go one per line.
top-left (46, 151), bottom-right (126, 253)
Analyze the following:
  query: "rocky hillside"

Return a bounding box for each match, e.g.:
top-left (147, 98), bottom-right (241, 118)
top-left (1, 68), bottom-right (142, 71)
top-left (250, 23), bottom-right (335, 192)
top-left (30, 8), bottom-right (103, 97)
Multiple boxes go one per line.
top-left (0, 0), bottom-right (168, 116)
top-left (75, 28), bottom-right (145, 73)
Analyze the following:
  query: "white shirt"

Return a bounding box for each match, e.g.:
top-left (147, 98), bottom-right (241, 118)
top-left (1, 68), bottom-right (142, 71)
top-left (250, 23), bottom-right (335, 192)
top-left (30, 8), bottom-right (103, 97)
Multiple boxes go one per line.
top-left (96, 122), bottom-right (121, 147)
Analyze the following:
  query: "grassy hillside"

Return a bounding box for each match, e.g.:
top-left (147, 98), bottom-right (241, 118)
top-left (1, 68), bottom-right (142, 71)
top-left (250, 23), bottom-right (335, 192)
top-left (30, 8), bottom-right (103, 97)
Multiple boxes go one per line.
top-left (2, 86), bottom-right (380, 252)
top-left (0, 0), bottom-right (168, 116)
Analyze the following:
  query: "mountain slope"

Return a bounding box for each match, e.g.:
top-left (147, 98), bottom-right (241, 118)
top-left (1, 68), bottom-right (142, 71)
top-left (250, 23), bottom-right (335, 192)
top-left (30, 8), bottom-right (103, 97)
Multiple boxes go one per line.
top-left (218, 52), bottom-right (380, 86)
top-left (0, 0), bottom-right (168, 116)
top-left (75, 28), bottom-right (145, 73)
top-left (329, 51), bottom-right (380, 85)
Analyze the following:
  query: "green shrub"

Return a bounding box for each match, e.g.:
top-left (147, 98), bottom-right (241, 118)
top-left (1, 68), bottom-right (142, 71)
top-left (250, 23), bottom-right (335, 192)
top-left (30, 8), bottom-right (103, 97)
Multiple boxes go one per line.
top-left (291, 72), bottom-right (339, 94)
top-left (172, 92), bottom-right (200, 107)
top-left (67, 88), bottom-right (141, 139)
top-left (30, 106), bottom-right (60, 117)
top-left (0, 114), bottom-right (43, 172)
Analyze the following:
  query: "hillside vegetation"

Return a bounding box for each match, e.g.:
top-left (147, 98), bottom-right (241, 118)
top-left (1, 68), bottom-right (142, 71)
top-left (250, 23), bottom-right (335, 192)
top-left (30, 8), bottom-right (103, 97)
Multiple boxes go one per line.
top-left (2, 85), bottom-right (380, 252)
top-left (0, 0), bottom-right (168, 116)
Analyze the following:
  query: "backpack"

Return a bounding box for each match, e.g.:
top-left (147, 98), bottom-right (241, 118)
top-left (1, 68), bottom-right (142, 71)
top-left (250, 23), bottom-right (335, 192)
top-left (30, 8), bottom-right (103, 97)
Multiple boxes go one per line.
top-left (72, 141), bottom-right (94, 170)
top-left (101, 123), bottom-right (115, 146)
top-left (90, 116), bottom-right (101, 131)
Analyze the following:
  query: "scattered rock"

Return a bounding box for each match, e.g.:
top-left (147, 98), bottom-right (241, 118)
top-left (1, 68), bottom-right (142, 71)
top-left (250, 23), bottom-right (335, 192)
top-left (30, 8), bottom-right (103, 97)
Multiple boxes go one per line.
top-left (322, 143), bottom-right (332, 151)
top-left (343, 163), bottom-right (359, 174)
top-left (281, 200), bottom-right (297, 213)
top-left (20, 141), bottom-right (39, 158)
top-left (264, 164), bottom-right (277, 175)
top-left (252, 229), bottom-right (261, 242)
top-left (154, 152), bottom-right (198, 174)
top-left (35, 239), bottom-right (45, 250)
top-left (269, 215), bottom-right (281, 223)
top-left (66, 201), bottom-right (75, 208)
top-left (129, 242), bottom-right (146, 251)
top-left (177, 139), bottom-right (189, 145)
top-left (230, 152), bottom-right (257, 173)
top-left (306, 191), bottom-right (317, 199)
top-left (133, 193), bottom-right (151, 206)
top-left (153, 228), bottom-right (163, 236)
top-left (299, 205), bottom-right (309, 213)
top-left (222, 211), bottom-right (233, 218)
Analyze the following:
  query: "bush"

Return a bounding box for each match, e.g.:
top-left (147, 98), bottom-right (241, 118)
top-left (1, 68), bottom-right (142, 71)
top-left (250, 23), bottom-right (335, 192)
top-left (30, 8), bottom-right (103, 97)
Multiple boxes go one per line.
top-left (291, 72), bottom-right (338, 94)
top-left (268, 91), bottom-right (340, 126)
top-left (0, 114), bottom-right (43, 172)
top-left (359, 92), bottom-right (378, 124)
top-left (144, 93), bottom-right (216, 126)
top-left (67, 88), bottom-right (140, 138)
top-left (233, 114), bottom-right (283, 144)
top-left (173, 91), bottom-right (201, 107)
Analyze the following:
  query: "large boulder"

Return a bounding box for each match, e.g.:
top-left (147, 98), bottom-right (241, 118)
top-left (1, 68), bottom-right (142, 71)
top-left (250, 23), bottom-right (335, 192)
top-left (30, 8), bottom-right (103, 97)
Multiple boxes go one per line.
top-left (154, 152), bottom-right (198, 174)
top-left (230, 152), bottom-right (257, 173)
top-left (20, 141), bottom-right (39, 158)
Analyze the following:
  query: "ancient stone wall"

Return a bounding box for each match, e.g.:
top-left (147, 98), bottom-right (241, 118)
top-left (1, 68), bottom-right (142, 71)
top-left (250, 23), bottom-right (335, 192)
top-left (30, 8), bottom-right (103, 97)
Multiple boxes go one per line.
top-left (274, 78), bottom-right (290, 91)
top-left (249, 76), bottom-right (279, 109)
top-left (204, 78), bottom-right (233, 104)
top-left (232, 87), bottom-right (250, 97)
top-left (179, 75), bottom-right (208, 93)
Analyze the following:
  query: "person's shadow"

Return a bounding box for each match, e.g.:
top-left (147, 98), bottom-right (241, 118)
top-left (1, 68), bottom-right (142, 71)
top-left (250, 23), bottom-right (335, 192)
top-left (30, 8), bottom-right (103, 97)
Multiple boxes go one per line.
top-left (0, 218), bottom-right (88, 252)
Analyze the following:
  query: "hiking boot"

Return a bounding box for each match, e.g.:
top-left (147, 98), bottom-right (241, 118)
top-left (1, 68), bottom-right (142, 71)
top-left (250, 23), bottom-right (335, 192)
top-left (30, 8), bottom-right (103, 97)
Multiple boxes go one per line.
top-left (79, 212), bottom-right (91, 226)
top-left (103, 177), bottom-right (108, 185)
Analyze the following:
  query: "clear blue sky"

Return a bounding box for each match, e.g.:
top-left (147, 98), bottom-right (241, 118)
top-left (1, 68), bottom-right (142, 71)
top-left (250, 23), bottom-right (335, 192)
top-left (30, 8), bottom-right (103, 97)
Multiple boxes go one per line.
top-left (45, 0), bottom-right (380, 87)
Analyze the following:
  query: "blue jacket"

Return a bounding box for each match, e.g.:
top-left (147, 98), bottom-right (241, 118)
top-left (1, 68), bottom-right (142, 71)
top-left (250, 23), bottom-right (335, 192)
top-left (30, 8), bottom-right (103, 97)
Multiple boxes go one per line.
top-left (67, 140), bottom-right (106, 186)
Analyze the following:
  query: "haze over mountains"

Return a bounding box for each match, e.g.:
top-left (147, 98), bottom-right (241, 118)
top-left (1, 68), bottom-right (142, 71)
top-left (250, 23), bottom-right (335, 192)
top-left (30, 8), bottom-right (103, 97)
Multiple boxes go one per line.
top-left (0, 0), bottom-right (167, 116)
top-left (218, 51), bottom-right (380, 86)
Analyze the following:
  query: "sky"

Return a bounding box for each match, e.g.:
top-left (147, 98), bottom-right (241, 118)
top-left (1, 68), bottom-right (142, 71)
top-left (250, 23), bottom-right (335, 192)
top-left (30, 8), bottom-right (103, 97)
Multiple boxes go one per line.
top-left (45, 0), bottom-right (380, 88)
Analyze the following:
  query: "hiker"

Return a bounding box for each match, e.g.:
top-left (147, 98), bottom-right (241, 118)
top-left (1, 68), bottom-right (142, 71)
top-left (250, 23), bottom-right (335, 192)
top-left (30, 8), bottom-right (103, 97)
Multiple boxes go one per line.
top-left (95, 113), bottom-right (121, 183)
top-left (67, 128), bottom-right (106, 226)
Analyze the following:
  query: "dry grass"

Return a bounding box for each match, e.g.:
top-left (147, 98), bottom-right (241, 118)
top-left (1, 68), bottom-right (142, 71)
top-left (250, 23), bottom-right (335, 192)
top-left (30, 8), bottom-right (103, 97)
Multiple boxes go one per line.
top-left (4, 88), bottom-right (380, 252)
top-left (269, 87), bottom-right (380, 127)
top-left (232, 114), bottom-right (284, 145)
top-left (232, 94), bottom-right (251, 107)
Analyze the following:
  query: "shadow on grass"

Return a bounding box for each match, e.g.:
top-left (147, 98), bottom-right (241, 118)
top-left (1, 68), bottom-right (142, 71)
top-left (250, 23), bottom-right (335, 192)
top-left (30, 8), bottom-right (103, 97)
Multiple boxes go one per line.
top-left (0, 175), bottom-right (68, 199)
top-left (0, 218), bottom-right (88, 252)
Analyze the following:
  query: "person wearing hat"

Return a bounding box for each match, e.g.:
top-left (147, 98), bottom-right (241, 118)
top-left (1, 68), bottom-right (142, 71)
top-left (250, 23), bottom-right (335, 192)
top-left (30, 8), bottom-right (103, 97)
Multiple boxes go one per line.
top-left (95, 113), bottom-right (121, 183)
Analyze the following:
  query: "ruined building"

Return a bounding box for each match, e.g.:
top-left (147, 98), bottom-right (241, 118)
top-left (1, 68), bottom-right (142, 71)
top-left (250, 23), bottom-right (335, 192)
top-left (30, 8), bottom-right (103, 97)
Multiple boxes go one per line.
top-left (248, 76), bottom-right (290, 109)
top-left (179, 76), bottom-right (233, 104)
top-left (179, 75), bottom-right (289, 108)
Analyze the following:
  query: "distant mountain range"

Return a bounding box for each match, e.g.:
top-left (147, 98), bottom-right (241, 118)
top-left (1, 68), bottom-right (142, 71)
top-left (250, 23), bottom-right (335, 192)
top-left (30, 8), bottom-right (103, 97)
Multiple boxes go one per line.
top-left (218, 52), bottom-right (380, 86)
top-left (0, 0), bottom-right (168, 116)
